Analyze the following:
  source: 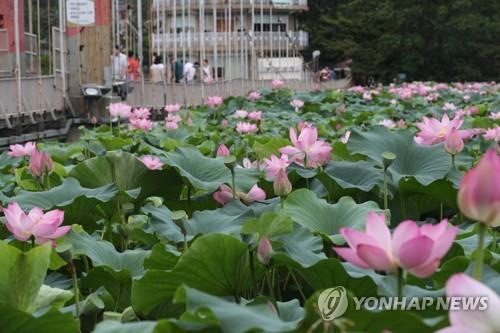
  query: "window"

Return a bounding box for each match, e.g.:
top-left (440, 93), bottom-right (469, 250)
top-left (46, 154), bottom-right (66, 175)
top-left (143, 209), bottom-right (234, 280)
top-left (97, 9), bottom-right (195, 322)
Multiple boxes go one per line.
top-left (254, 23), bottom-right (286, 32)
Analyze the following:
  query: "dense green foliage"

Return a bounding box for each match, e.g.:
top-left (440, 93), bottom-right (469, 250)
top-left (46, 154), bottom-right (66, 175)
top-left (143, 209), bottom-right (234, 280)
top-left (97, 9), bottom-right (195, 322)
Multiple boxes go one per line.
top-left (300, 0), bottom-right (500, 83)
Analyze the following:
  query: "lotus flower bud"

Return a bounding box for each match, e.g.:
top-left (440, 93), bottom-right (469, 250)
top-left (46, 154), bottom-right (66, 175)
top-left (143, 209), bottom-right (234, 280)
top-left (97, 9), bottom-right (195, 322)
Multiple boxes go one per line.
top-left (29, 150), bottom-right (54, 177)
top-left (273, 169), bottom-right (292, 197)
top-left (444, 127), bottom-right (464, 156)
top-left (217, 144), bottom-right (230, 157)
top-left (458, 149), bottom-right (500, 227)
top-left (257, 236), bottom-right (273, 265)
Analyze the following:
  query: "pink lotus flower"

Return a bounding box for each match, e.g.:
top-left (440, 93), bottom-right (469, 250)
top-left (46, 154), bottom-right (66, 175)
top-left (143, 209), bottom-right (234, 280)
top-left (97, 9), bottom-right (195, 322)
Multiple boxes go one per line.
top-left (483, 127), bottom-right (500, 142)
top-left (248, 91), bottom-right (262, 101)
top-left (29, 150), bottom-right (54, 177)
top-left (414, 114), bottom-right (467, 145)
top-left (216, 144), bottom-right (230, 157)
top-left (445, 127), bottom-right (464, 156)
top-left (109, 102), bottom-right (132, 118)
top-left (139, 155), bottom-right (164, 170)
top-left (166, 113), bottom-right (181, 123)
top-left (132, 107), bottom-right (151, 119)
top-left (263, 154), bottom-right (290, 179)
top-left (467, 106), bottom-right (479, 115)
top-left (221, 119), bottom-right (229, 128)
top-left (290, 99), bottom-right (304, 111)
top-left (236, 122), bottom-right (258, 134)
top-left (378, 119), bottom-right (396, 129)
top-left (396, 119), bottom-right (406, 129)
top-left (165, 104), bottom-right (181, 113)
top-left (213, 185), bottom-right (234, 205)
top-left (458, 149), bottom-right (500, 227)
top-left (240, 185), bottom-right (266, 205)
top-left (234, 110), bottom-right (248, 119)
top-left (442, 102), bottom-right (457, 111)
top-left (279, 125), bottom-right (332, 168)
top-left (248, 111), bottom-right (262, 121)
top-left (257, 236), bottom-right (273, 265)
top-left (272, 79), bottom-right (284, 89)
top-left (489, 112), bottom-right (500, 120)
top-left (242, 158), bottom-right (259, 169)
top-left (350, 86), bottom-right (365, 94)
top-left (298, 121), bottom-right (311, 130)
top-left (340, 131), bottom-right (351, 144)
top-left (206, 95), bottom-right (223, 108)
top-left (3, 202), bottom-right (70, 244)
top-left (436, 273), bottom-right (500, 333)
top-left (425, 93), bottom-right (439, 102)
top-left (273, 169), bottom-right (292, 197)
top-left (8, 142), bottom-right (36, 158)
top-left (213, 184), bottom-right (266, 205)
top-left (333, 213), bottom-right (458, 278)
top-left (165, 121), bottom-right (179, 129)
top-left (129, 117), bottom-right (153, 131)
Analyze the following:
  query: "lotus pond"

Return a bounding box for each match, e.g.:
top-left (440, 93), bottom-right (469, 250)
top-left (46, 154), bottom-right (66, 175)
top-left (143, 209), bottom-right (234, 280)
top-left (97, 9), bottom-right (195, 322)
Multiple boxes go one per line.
top-left (0, 82), bottom-right (499, 333)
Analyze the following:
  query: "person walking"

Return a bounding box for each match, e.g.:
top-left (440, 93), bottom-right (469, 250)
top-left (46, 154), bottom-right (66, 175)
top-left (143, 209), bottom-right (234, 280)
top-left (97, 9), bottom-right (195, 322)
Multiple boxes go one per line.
top-left (174, 59), bottom-right (184, 83)
top-left (127, 50), bottom-right (140, 81)
top-left (150, 55), bottom-right (165, 83)
top-left (183, 61), bottom-right (196, 85)
top-left (111, 45), bottom-right (128, 100)
top-left (202, 59), bottom-right (213, 83)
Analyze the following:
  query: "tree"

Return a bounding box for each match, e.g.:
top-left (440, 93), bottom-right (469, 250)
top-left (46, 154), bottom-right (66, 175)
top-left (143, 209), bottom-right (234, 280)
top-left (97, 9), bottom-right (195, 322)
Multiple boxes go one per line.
top-left (300, 0), bottom-right (500, 83)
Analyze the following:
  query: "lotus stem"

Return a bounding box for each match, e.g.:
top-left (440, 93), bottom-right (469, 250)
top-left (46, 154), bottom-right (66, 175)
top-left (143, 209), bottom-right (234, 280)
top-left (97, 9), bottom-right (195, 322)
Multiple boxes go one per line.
top-left (397, 267), bottom-right (403, 299)
top-left (474, 223), bottom-right (486, 280)
top-left (451, 154), bottom-right (456, 169)
top-left (249, 250), bottom-right (257, 297)
top-left (383, 169), bottom-right (388, 211)
top-left (288, 268), bottom-right (306, 303)
top-left (280, 196), bottom-right (285, 209)
top-left (231, 169), bottom-right (236, 199)
top-left (70, 262), bottom-right (81, 318)
top-left (492, 229), bottom-right (497, 252)
top-left (265, 270), bottom-right (277, 305)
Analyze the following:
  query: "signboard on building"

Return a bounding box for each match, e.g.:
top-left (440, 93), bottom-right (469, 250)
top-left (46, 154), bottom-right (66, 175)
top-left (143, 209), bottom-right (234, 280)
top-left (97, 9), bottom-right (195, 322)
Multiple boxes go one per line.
top-left (67, 0), bottom-right (95, 27)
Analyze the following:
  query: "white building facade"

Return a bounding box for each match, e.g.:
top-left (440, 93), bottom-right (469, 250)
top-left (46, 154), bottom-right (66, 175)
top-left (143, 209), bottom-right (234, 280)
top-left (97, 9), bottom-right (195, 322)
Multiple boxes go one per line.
top-left (151, 0), bottom-right (309, 81)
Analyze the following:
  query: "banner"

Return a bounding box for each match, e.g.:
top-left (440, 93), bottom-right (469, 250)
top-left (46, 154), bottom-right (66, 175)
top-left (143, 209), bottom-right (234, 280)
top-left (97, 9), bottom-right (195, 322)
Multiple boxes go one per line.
top-left (67, 0), bottom-right (95, 27)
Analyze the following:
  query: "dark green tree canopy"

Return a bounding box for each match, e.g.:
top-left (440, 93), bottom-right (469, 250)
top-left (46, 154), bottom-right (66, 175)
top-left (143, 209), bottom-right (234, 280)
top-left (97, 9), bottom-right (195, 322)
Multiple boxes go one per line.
top-left (300, 0), bottom-right (500, 83)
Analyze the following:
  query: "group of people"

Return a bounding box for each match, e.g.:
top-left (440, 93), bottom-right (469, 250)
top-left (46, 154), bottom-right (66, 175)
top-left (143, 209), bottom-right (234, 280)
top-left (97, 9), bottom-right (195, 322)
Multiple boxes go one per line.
top-left (111, 45), bottom-right (141, 83)
top-left (111, 46), bottom-right (140, 100)
top-left (151, 54), bottom-right (214, 85)
top-left (111, 45), bottom-right (215, 87)
top-left (319, 66), bottom-right (336, 82)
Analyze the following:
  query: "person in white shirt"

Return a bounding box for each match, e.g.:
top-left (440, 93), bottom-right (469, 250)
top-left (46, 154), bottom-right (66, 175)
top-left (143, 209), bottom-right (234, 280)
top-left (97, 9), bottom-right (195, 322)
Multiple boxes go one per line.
top-left (111, 45), bottom-right (128, 100)
top-left (150, 55), bottom-right (165, 83)
top-left (183, 61), bottom-right (196, 84)
top-left (202, 59), bottom-right (213, 83)
top-left (111, 45), bottom-right (127, 81)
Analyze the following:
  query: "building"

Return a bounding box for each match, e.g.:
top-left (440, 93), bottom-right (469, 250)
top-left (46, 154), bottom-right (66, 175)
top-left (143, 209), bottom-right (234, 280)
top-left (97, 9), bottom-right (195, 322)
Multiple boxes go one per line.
top-left (151, 0), bottom-right (309, 81)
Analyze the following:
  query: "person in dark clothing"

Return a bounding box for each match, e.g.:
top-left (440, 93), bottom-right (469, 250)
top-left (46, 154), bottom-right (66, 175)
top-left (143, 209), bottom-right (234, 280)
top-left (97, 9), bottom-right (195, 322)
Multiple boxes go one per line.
top-left (174, 59), bottom-right (184, 83)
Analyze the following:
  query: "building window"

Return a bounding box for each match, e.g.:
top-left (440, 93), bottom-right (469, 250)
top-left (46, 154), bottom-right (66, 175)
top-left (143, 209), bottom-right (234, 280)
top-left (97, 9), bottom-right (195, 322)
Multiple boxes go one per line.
top-left (254, 23), bottom-right (286, 32)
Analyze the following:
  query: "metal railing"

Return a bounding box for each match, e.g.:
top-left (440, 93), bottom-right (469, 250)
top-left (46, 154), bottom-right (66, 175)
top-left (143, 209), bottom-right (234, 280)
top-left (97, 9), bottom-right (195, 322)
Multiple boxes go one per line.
top-left (152, 30), bottom-right (308, 49)
top-left (152, 0), bottom-right (308, 9)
